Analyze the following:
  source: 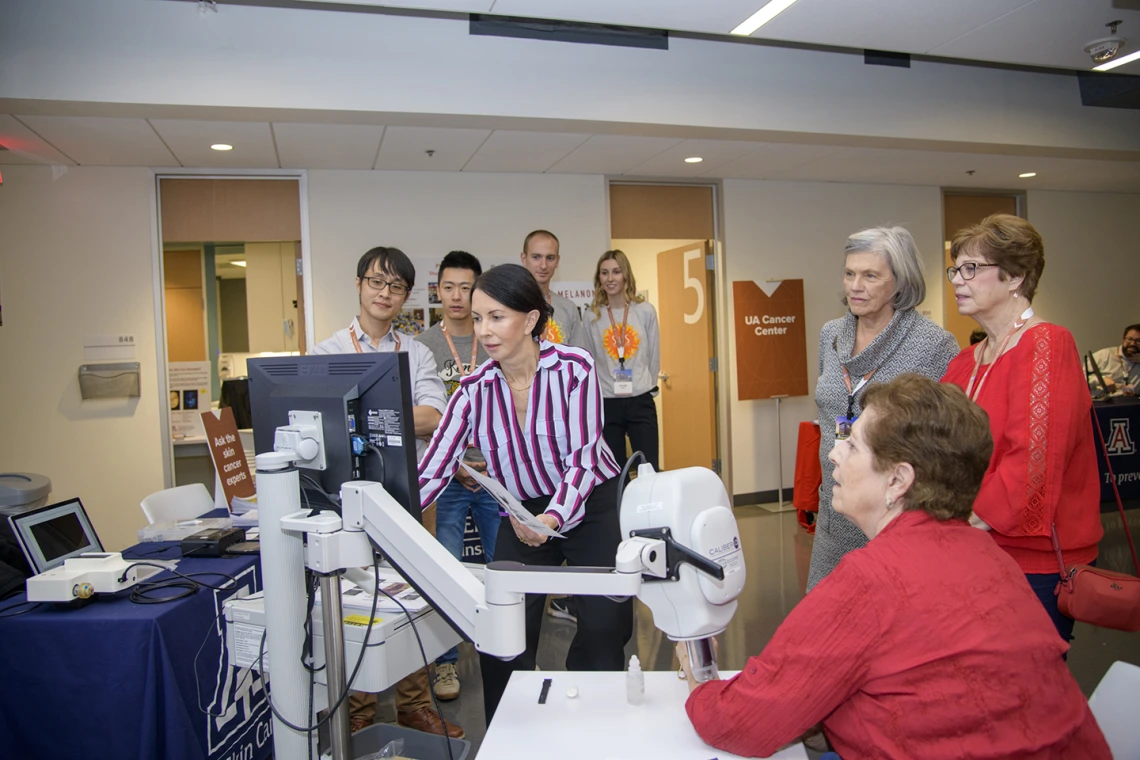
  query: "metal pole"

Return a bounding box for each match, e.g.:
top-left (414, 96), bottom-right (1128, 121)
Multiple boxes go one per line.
top-left (774, 396), bottom-right (786, 508)
top-left (319, 572), bottom-right (352, 760)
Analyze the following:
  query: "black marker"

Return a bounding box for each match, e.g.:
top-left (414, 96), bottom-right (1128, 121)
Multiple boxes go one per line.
top-left (538, 677), bottom-right (553, 704)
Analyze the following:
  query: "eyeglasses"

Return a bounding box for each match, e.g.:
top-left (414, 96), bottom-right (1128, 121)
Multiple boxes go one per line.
top-left (361, 276), bottom-right (409, 295)
top-left (946, 262), bottom-right (1001, 282)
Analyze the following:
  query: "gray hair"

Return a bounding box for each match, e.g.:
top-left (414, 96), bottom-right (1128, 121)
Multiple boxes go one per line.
top-left (844, 226), bottom-right (926, 312)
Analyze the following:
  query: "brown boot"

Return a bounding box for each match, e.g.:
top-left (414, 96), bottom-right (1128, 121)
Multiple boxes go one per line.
top-left (396, 707), bottom-right (465, 739)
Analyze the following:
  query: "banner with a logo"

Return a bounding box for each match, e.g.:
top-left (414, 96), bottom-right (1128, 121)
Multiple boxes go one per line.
top-left (732, 279), bottom-right (808, 400)
top-left (1094, 400), bottom-right (1140, 503)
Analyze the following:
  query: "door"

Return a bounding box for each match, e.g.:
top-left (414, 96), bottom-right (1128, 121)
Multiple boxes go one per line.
top-left (657, 241), bottom-right (718, 472)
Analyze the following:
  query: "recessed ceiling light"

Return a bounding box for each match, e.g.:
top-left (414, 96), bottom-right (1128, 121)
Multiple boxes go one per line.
top-left (1094, 49), bottom-right (1140, 71)
top-left (232, 261), bottom-right (247, 267)
top-left (211, 143), bottom-right (233, 151)
top-left (731, 0), bottom-right (800, 36)
top-left (684, 157), bottom-right (704, 164)
top-left (1019, 172), bottom-right (1037, 178)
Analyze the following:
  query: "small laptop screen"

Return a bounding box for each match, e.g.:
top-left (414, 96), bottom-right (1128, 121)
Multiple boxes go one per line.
top-left (9, 498), bottom-right (103, 574)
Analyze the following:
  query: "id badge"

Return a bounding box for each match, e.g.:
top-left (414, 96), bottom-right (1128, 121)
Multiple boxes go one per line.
top-left (613, 368), bottom-right (634, 396)
top-left (835, 415), bottom-right (856, 441)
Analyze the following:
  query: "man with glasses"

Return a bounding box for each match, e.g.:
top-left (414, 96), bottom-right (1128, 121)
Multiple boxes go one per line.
top-left (1090, 324), bottom-right (1140, 396)
top-left (312, 246), bottom-right (462, 740)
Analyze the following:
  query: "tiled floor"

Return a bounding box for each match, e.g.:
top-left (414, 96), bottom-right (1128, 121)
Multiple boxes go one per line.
top-left (364, 506), bottom-right (1140, 758)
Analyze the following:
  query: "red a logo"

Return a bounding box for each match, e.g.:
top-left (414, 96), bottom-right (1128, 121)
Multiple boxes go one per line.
top-left (1106, 419), bottom-right (1136, 456)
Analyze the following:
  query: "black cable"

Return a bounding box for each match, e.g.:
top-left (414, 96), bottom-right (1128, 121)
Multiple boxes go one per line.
top-left (299, 473), bottom-right (339, 508)
top-left (366, 443), bottom-right (387, 486)
top-left (374, 584), bottom-right (458, 760)
top-left (116, 562), bottom-right (240, 604)
top-left (616, 450), bottom-right (647, 513)
top-left (257, 553), bottom-right (382, 735)
top-left (0, 600), bottom-right (41, 618)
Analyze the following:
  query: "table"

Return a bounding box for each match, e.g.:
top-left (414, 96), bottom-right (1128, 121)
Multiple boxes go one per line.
top-left (0, 543), bottom-right (271, 760)
top-left (1093, 397), bottom-right (1140, 504)
top-left (479, 670), bottom-right (808, 760)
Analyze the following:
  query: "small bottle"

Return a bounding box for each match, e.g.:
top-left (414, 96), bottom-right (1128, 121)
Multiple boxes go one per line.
top-left (626, 654), bottom-right (645, 705)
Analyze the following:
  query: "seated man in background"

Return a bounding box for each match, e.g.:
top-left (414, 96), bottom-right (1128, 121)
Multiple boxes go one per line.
top-left (1090, 323), bottom-right (1140, 396)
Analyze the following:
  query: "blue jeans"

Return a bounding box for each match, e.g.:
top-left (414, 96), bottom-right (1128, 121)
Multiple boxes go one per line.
top-left (434, 477), bottom-right (501, 665)
top-left (1026, 571), bottom-right (1077, 647)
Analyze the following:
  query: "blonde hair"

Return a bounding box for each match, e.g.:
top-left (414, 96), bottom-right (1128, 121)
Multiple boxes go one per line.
top-left (588, 250), bottom-right (644, 318)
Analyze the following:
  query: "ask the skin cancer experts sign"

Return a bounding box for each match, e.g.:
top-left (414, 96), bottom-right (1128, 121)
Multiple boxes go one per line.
top-left (733, 279), bottom-right (809, 400)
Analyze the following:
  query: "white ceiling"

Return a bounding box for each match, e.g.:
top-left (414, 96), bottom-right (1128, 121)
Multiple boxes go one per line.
top-left (294, 0), bottom-right (1140, 73)
top-left (3, 114), bottom-right (1139, 192)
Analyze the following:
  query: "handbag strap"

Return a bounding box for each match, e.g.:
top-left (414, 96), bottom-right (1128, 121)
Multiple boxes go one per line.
top-left (1050, 524), bottom-right (1073, 593)
top-left (1090, 405), bottom-right (1140, 576)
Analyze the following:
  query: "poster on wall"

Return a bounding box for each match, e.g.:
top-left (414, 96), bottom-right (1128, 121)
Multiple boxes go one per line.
top-left (733, 279), bottom-right (809, 400)
top-left (169, 361), bottom-right (212, 439)
top-left (552, 281), bottom-right (594, 314)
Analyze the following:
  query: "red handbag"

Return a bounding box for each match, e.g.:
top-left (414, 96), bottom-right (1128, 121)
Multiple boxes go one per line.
top-left (1051, 408), bottom-right (1140, 632)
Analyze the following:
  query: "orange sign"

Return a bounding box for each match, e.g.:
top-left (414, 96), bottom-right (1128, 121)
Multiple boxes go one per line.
top-left (201, 407), bottom-right (255, 508)
top-left (733, 279), bottom-right (808, 400)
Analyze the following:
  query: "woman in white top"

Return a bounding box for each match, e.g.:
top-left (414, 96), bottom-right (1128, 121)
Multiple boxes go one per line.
top-left (583, 250), bottom-right (661, 472)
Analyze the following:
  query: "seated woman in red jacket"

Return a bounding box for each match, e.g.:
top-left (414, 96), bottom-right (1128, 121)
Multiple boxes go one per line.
top-left (681, 375), bottom-right (1109, 760)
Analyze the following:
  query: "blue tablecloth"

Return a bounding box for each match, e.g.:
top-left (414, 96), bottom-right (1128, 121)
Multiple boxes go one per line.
top-left (1094, 397), bottom-right (1140, 505)
top-left (0, 543), bottom-right (271, 760)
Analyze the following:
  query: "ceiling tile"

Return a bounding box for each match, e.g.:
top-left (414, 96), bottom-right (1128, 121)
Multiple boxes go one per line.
top-left (273, 123), bottom-right (385, 169)
top-left (14, 115), bottom-right (178, 166)
top-left (149, 120), bottom-right (280, 168)
top-left (374, 126), bottom-right (491, 171)
top-left (547, 134), bottom-right (683, 174)
top-left (704, 143), bottom-right (848, 179)
top-left (625, 138), bottom-right (765, 177)
top-left (0, 115), bottom-right (77, 165)
top-left (463, 130), bottom-right (591, 173)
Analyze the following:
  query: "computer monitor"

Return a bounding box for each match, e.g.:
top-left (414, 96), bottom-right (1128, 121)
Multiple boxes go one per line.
top-left (9, 498), bottom-right (104, 574)
top-left (247, 352), bottom-right (422, 522)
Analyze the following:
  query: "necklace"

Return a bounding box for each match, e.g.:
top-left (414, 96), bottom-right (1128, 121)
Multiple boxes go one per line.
top-left (505, 375), bottom-right (534, 392)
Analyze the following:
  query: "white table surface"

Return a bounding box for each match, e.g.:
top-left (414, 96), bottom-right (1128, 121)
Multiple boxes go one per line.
top-left (478, 670), bottom-right (808, 760)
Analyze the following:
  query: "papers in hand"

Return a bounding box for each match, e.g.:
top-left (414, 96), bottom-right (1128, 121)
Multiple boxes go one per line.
top-left (460, 463), bottom-right (564, 539)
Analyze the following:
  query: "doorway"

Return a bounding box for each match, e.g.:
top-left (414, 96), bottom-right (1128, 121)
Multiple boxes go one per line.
top-left (155, 175), bottom-right (308, 490)
top-left (608, 182), bottom-right (727, 484)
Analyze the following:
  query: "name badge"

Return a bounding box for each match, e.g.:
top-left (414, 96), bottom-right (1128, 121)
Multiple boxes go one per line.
top-left (835, 415), bottom-right (856, 441)
top-left (613, 368), bottom-right (634, 396)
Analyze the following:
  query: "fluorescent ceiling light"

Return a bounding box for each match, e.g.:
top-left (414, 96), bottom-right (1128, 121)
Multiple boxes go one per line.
top-left (731, 0), bottom-right (799, 36)
top-left (684, 157), bottom-right (704, 163)
top-left (232, 261), bottom-right (247, 267)
top-left (1018, 172), bottom-right (1037, 178)
top-left (1093, 49), bottom-right (1140, 71)
top-left (211, 143), bottom-right (233, 151)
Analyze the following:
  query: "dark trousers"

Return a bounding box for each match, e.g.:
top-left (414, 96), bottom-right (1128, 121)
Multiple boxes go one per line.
top-left (1026, 563), bottom-right (1092, 649)
top-left (602, 393), bottom-right (660, 473)
top-left (479, 478), bottom-right (633, 722)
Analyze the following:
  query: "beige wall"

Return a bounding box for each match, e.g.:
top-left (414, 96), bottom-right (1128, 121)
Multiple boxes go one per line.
top-left (0, 165), bottom-right (164, 551)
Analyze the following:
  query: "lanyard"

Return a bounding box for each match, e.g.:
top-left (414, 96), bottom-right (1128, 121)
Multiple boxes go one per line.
top-left (965, 307), bottom-right (1034, 401)
top-left (441, 324), bottom-right (478, 377)
top-left (348, 321), bottom-right (400, 354)
top-left (606, 304), bottom-right (630, 367)
top-left (840, 365), bottom-right (877, 420)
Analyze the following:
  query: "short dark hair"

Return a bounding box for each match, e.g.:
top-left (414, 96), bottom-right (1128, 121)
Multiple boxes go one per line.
top-left (522, 230), bottom-right (559, 253)
top-left (437, 250), bottom-right (483, 285)
top-left (357, 246), bottom-right (415, 290)
top-left (1124, 324), bottom-right (1140, 340)
top-left (950, 214), bottom-right (1044, 302)
top-left (860, 374), bottom-right (993, 521)
top-left (474, 264), bottom-right (553, 340)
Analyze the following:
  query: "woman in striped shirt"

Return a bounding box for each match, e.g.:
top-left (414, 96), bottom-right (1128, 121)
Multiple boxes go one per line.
top-left (419, 264), bottom-right (633, 722)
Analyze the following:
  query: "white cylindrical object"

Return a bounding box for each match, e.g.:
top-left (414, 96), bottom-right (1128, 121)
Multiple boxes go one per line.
top-left (256, 457), bottom-right (314, 760)
top-left (626, 654), bottom-right (645, 705)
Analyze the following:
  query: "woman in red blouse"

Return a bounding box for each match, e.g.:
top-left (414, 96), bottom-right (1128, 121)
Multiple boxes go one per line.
top-left (942, 214), bottom-right (1103, 642)
top-left (682, 375), bottom-right (1109, 760)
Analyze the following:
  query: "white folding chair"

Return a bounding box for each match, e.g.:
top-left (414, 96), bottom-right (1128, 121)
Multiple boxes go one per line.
top-left (1089, 660), bottom-right (1140, 759)
top-left (140, 483), bottom-right (215, 524)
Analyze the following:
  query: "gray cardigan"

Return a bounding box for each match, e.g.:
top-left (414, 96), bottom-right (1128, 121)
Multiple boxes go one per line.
top-left (806, 308), bottom-right (960, 591)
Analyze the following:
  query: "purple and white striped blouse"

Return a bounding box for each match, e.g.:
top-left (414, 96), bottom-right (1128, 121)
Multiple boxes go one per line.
top-left (418, 341), bottom-right (621, 532)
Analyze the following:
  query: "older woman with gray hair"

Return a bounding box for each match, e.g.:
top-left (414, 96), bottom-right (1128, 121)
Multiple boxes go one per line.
top-left (807, 226), bottom-right (959, 590)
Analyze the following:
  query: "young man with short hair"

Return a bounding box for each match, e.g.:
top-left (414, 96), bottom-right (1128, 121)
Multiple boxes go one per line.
top-left (520, 229), bottom-right (586, 348)
top-left (414, 250), bottom-right (500, 701)
top-left (312, 246), bottom-right (463, 739)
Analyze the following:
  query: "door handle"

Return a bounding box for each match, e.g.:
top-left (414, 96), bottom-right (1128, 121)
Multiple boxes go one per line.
top-left (658, 372), bottom-right (669, 383)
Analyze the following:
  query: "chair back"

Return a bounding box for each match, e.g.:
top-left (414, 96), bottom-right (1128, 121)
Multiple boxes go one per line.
top-left (140, 483), bottom-right (214, 524)
top-left (1089, 660), bottom-right (1140, 759)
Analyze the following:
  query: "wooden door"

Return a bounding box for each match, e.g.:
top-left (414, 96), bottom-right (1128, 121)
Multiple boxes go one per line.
top-left (657, 241), bottom-right (717, 472)
top-left (943, 195), bottom-right (1019, 347)
top-left (163, 249), bottom-right (206, 361)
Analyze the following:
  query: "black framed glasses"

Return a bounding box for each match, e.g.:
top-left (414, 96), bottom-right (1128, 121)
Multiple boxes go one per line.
top-left (946, 262), bottom-right (1001, 282)
top-left (361, 276), bottom-right (409, 295)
